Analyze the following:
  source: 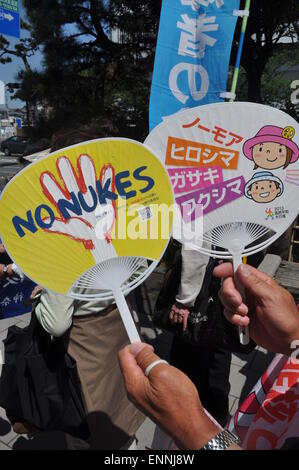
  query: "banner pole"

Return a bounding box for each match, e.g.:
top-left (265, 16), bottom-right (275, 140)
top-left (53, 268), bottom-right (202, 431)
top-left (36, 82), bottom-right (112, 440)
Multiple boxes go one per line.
top-left (229, 0), bottom-right (251, 102)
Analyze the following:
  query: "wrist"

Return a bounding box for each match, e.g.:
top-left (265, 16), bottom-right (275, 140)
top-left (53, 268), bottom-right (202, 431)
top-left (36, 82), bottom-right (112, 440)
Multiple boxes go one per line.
top-left (282, 307), bottom-right (299, 357)
top-left (175, 408), bottom-right (221, 450)
top-left (175, 300), bottom-right (191, 311)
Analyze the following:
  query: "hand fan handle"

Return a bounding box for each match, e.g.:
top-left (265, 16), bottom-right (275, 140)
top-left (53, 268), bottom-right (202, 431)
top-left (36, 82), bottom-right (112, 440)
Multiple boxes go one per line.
top-left (113, 287), bottom-right (141, 344)
top-left (232, 253), bottom-right (250, 346)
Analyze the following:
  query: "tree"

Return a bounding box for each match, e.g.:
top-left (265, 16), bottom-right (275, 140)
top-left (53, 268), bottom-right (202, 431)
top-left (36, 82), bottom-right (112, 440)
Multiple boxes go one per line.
top-left (237, 0), bottom-right (299, 102)
top-left (17, 0), bottom-right (162, 139)
top-left (1, 1), bottom-right (298, 139)
top-left (0, 20), bottom-right (38, 73)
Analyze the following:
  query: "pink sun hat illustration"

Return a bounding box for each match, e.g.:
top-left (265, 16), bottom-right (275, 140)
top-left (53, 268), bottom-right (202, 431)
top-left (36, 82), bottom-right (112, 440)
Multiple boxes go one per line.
top-left (243, 125), bottom-right (299, 163)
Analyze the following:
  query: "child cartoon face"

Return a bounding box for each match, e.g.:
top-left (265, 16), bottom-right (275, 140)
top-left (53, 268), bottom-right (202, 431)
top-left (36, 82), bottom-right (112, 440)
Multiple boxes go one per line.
top-left (252, 142), bottom-right (288, 170)
top-left (243, 125), bottom-right (299, 170)
top-left (247, 179), bottom-right (281, 203)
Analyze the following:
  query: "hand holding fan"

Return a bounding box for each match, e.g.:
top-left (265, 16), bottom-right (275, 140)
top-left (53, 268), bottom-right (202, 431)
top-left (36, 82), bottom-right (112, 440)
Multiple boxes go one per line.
top-left (0, 138), bottom-right (174, 343)
top-left (145, 102), bottom-right (299, 345)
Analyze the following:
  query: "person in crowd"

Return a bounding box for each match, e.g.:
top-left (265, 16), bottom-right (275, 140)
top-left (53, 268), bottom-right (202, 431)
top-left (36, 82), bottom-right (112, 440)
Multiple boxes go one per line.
top-left (119, 263), bottom-right (299, 450)
top-left (168, 245), bottom-right (232, 426)
top-left (31, 120), bottom-right (145, 450)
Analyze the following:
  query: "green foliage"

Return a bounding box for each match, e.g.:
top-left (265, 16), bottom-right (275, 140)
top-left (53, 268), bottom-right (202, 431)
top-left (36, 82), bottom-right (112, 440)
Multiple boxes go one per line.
top-left (262, 51), bottom-right (299, 118)
top-left (236, 0), bottom-right (299, 102)
top-left (13, 0), bottom-right (161, 140)
top-left (232, 47), bottom-right (299, 119)
top-left (0, 0), bottom-right (298, 140)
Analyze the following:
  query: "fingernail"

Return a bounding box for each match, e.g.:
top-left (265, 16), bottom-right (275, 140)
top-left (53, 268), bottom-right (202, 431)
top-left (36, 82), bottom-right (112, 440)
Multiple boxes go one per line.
top-left (237, 304), bottom-right (248, 316)
top-left (240, 316), bottom-right (250, 327)
top-left (130, 342), bottom-right (147, 356)
top-left (239, 264), bottom-right (251, 277)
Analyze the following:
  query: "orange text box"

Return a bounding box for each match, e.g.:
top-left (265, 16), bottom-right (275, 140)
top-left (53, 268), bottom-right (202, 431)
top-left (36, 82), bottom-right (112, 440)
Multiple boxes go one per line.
top-left (165, 136), bottom-right (239, 170)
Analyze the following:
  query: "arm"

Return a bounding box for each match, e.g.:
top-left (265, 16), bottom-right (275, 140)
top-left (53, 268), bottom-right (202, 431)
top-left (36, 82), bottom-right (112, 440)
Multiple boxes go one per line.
top-left (176, 245), bottom-right (210, 307)
top-left (35, 289), bottom-right (74, 337)
top-left (170, 245), bottom-right (210, 330)
top-left (119, 343), bottom-right (241, 450)
top-left (119, 269), bottom-right (299, 449)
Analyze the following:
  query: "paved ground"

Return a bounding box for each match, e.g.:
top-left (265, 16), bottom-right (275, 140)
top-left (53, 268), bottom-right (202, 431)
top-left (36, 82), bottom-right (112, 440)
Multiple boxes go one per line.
top-left (0, 265), bottom-right (275, 450)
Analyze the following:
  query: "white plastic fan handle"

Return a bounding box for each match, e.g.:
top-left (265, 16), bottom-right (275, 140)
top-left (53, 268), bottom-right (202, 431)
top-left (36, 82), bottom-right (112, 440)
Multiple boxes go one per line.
top-left (232, 253), bottom-right (250, 346)
top-left (113, 287), bottom-right (141, 343)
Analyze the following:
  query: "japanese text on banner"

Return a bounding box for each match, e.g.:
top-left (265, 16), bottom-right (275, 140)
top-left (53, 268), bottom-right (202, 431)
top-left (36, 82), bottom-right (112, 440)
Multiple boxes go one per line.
top-left (149, 0), bottom-right (240, 130)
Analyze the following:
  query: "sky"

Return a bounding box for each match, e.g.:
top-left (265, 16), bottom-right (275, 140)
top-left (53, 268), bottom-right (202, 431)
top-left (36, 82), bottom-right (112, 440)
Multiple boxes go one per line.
top-left (0, 1), bottom-right (92, 109)
top-left (0, 1), bottom-right (42, 108)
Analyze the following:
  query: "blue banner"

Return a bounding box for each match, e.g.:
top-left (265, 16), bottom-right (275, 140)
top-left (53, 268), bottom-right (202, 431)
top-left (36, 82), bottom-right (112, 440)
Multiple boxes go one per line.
top-left (149, 0), bottom-right (240, 130)
top-left (0, 276), bottom-right (35, 319)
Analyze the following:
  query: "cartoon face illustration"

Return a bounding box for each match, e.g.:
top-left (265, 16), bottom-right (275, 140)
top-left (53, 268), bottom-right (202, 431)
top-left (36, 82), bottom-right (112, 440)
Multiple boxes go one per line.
top-left (252, 142), bottom-right (289, 170)
top-left (245, 172), bottom-right (284, 204)
top-left (247, 180), bottom-right (280, 203)
top-left (243, 126), bottom-right (299, 171)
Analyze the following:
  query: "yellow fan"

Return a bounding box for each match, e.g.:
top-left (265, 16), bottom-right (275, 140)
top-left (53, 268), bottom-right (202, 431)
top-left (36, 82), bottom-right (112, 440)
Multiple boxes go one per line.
top-left (0, 138), bottom-right (174, 342)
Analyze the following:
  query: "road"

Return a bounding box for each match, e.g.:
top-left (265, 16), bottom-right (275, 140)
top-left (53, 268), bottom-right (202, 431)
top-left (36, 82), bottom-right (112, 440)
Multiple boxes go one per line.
top-left (0, 153), bottom-right (27, 190)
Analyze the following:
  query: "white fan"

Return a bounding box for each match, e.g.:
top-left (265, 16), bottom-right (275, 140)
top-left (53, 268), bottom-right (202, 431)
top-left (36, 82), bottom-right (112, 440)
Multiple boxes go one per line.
top-left (70, 256), bottom-right (149, 342)
top-left (145, 102), bottom-right (299, 344)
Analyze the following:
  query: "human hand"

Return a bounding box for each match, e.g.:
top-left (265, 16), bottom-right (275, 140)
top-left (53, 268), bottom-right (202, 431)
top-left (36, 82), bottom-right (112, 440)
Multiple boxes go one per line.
top-left (169, 302), bottom-right (190, 331)
top-left (10, 263), bottom-right (24, 280)
top-left (0, 243), bottom-right (6, 254)
top-left (0, 264), bottom-right (19, 280)
top-left (214, 263), bottom-right (299, 356)
top-left (118, 343), bottom-right (219, 449)
top-left (40, 156), bottom-right (117, 263)
top-left (30, 285), bottom-right (43, 300)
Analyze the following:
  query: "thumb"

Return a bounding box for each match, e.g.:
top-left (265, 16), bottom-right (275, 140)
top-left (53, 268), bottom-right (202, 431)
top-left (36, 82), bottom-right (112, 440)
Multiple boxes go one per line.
top-left (130, 342), bottom-right (154, 357)
top-left (236, 264), bottom-right (274, 300)
top-left (135, 346), bottom-right (164, 376)
top-left (118, 343), bottom-right (155, 393)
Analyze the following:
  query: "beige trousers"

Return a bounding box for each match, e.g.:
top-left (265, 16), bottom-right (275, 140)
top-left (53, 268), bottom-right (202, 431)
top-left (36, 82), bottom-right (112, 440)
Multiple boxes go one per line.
top-left (67, 306), bottom-right (145, 449)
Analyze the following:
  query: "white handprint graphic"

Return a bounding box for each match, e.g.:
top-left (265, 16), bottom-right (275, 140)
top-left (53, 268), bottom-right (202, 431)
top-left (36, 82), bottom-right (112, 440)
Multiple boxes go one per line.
top-left (40, 155), bottom-right (117, 264)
